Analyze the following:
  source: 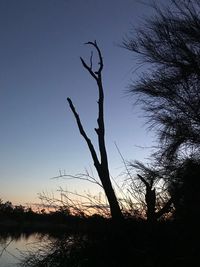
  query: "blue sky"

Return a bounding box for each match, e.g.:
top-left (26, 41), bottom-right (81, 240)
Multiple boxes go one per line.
top-left (0, 0), bottom-right (165, 205)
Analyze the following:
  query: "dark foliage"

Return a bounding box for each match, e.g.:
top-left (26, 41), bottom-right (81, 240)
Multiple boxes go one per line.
top-left (123, 0), bottom-right (200, 160)
top-left (0, 200), bottom-right (84, 230)
top-left (19, 220), bottom-right (199, 267)
top-left (167, 156), bottom-right (200, 221)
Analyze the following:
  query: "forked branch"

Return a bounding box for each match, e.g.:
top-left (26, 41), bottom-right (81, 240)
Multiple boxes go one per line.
top-left (80, 40), bottom-right (103, 79)
top-left (67, 41), bottom-right (123, 220)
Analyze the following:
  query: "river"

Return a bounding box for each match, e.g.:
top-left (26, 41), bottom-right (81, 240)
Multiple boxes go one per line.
top-left (0, 232), bottom-right (50, 267)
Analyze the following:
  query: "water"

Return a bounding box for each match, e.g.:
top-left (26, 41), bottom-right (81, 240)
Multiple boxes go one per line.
top-left (0, 233), bottom-right (48, 267)
top-left (0, 231), bottom-right (88, 267)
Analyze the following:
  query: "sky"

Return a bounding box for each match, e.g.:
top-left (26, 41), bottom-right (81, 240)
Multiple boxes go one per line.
top-left (0, 0), bottom-right (166, 206)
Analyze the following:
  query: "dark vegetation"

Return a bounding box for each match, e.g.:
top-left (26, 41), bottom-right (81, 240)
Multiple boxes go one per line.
top-left (0, 199), bottom-right (86, 232)
top-left (1, 1), bottom-right (200, 266)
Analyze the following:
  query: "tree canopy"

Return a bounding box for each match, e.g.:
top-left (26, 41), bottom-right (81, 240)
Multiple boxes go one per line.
top-left (123, 0), bottom-right (200, 161)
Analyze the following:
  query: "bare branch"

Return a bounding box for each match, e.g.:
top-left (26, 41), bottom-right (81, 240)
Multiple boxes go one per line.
top-left (67, 97), bottom-right (100, 170)
top-left (90, 51), bottom-right (93, 69)
top-left (137, 174), bottom-right (150, 188)
top-left (51, 172), bottom-right (103, 188)
top-left (86, 41), bottom-right (103, 74)
top-left (80, 41), bottom-right (104, 80)
top-left (80, 57), bottom-right (97, 80)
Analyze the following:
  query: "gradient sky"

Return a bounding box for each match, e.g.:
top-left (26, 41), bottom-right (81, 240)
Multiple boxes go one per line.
top-left (0, 0), bottom-right (166, 205)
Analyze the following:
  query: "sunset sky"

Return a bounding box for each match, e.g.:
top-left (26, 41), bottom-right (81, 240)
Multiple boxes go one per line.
top-left (0, 0), bottom-right (166, 206)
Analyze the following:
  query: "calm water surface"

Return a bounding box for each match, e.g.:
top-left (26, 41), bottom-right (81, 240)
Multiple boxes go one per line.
top-left (0, 233), bottom-right (49, 267)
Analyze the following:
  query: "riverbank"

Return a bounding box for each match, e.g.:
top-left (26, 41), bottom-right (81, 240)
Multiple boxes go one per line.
top-left (0, 218), bottom-right (199, 267)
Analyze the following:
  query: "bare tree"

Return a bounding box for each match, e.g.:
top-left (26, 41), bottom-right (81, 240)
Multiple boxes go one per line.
top-left (67, 41), bottom-right (123, 221)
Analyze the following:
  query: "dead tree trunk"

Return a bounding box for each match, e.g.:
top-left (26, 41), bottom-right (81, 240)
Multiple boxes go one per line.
top-left (67, 41), bottom-right (123, 221)
top-left (138, 174), bottom-right (173, 222)
top-left (137, 174), bottom-right (156, 223)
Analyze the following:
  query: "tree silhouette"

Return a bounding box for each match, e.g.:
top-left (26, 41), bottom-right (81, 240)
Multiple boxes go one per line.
top-left (122, 0), bottom-right (200, 221)
top-left (129, 161), bottom-right (173, 222)
top-left (123, 0), bottom-right (200, 161)
top-left (67, 41), bottom-right (123, 221)
top-left (167, 156), bottom-right (200, 221)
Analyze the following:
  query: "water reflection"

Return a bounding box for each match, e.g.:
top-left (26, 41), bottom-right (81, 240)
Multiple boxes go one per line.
top-left (0, 231), bottom-right (89, 267)
top-left (1, 222), bottom-right (197, 267)
top-left (20, 233), bottom-right (89, 267)
top-left (0, 232), bottom-right (50, 267)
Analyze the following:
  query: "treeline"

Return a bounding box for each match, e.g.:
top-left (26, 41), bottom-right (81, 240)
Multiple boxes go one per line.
top-left (0, 200), bottom-right (79, 225)
top-left (0, 199), bottom-right (108, 230)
